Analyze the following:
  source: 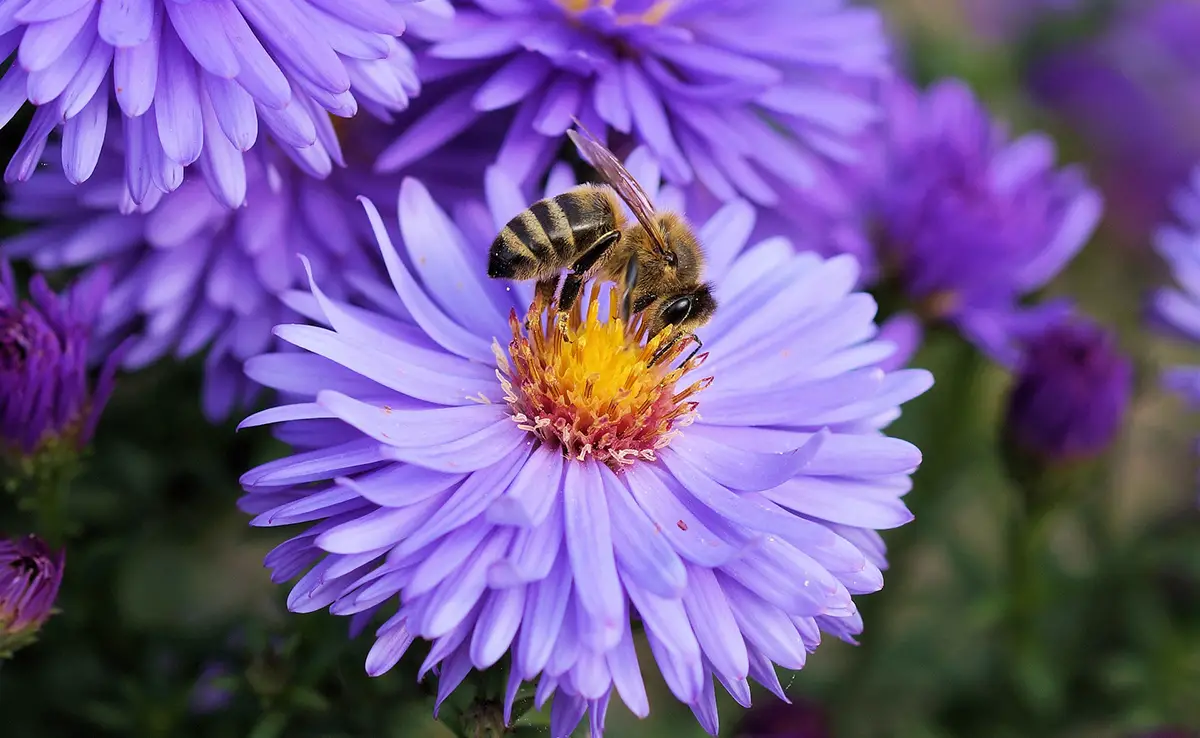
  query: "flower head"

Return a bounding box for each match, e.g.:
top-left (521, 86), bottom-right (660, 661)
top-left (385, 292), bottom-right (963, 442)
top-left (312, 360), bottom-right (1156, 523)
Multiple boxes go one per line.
top-left (1003, 317), bottom-right (1132, 464)
top-left (0, 0), bottom-right (445, 207)
top-left (1, 261), bottom-right (120, 458)
top-left (380, 0), bottom-right (889, 208)
top-left (0, 534), bottom-right (64, 657)
top-left (1, 118), bottom-right (403, 420)
top-left (239, 152), bottom-right (931, 736)
top-left (865, 78), bottom-right (1101, 365)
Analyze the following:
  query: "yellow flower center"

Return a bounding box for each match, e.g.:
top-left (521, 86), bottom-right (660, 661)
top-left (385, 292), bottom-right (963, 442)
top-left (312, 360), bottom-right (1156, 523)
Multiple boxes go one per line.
top-left (495, 285), bottom-right (710, 470)
top-left (557, 0), bottom-right (676, 25)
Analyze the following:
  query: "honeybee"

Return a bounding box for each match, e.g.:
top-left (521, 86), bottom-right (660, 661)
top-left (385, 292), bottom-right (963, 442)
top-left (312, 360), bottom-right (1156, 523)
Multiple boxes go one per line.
top-left (487, 122), bottom-right (716, 363)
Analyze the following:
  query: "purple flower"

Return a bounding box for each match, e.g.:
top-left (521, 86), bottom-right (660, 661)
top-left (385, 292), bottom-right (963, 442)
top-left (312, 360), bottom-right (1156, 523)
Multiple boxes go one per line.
top-left (1151, 166), bottom-right (1200, 406)
top-left (1027, 0), bottom-right (1200, 238)
top-left (1003, 317), bottom-right (1132, 463)
top-left (238, 150), bottom-right (932, 736)
top-left (864, 78), bottom-right (1102, 366)
top-left (379, 0), bottom-right (890, 208)
top-left (0, 0), bottom-right (447, 208)
top-left (0, 534), bottom-right (64, 657)
top-left (1, 261), bottom-right (120, 457)
top-left (1, 118), bottom-right (403, 421)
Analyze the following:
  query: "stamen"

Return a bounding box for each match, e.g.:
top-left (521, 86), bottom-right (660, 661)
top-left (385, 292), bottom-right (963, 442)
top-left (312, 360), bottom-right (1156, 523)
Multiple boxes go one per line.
top-left (498, 284), bottom-right (711, 471)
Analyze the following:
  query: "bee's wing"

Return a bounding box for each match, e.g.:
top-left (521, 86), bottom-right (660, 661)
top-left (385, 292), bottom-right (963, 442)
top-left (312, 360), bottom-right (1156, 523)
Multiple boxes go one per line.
top-left (567, 123), bottom-right (669, 257)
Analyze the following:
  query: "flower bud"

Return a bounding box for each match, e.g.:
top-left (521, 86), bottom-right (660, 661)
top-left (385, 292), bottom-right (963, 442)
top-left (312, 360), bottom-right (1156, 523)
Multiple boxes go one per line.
top-left (1, 263), bottom-right (120, 466)
top-left (1004, 316), bottom-right (1132, 463)
top-left (0, 534), bottom-right (64, 657)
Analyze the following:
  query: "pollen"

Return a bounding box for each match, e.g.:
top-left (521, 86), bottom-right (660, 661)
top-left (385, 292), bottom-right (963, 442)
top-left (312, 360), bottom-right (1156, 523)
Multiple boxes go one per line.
top-left (558, 0), bottom-right (675, 25)
top-left (495, 285), bottom-right (711, 471)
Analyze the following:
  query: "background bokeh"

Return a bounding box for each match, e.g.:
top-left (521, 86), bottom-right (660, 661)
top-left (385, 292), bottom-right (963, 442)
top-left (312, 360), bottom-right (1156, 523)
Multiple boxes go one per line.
top-left (3, 1), bottom-right (1200, 736)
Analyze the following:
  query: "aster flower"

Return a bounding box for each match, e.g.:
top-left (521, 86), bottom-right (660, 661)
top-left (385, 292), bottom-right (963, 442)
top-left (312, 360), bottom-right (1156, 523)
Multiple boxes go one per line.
top-left (0, 534), bottom-right (64, 658)
top-left (1027, 0), bottom-right (1200, 238)
top-left (1, 260), bottom-right (120, 459)
top-left (1003, 316), bottom-right (1132, 465)
top-left (863, 78), bottom-right (1102, 366)
top-left (1, 117), bottom-right (407, 420)
top-left (379, 0), bottom-right (890, 208)
top-left (0, 0), bottom-right (448, 207)
top-left (239, 150), bottom-right (932, 735)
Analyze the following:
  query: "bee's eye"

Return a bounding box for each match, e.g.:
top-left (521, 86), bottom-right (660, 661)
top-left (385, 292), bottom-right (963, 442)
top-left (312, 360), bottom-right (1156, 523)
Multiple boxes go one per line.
top-left (662, 296), bottom-right (692, 326)
top-left (664, 250), bottom-right (677, 267)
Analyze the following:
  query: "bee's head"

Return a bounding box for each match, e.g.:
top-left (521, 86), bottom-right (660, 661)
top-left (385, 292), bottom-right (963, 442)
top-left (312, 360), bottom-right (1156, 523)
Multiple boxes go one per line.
top-left (655, 213), bottom-right (704, 281)
top-left (646, 282), bottom-right (717, 339)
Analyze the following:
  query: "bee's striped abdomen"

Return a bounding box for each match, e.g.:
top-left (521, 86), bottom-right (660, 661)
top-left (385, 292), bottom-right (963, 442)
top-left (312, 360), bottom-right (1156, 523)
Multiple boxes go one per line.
top-left (488, 209), bottom-right (546, 280)
top-left (554, 189), bottom-right (617, 263)
top-left (487, 185), bottom-right (621, 280)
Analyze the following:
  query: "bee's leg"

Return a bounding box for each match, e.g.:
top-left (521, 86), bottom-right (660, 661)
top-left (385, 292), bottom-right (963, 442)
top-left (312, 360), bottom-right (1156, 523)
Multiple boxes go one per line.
top-left (682, 334), bottom-right (703, 366)
top-left (620, 255), bottom-right (639, 324)
top-left (650, 333), bottom-right (702, 368)
top-left (556, 230), bottom-right (621, 336)
top-left (527, 277), bottom-right (559, 331)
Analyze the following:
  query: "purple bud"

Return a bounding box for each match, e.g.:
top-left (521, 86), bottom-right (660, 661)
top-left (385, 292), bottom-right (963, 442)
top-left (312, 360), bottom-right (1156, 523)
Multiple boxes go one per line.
top-left (1, 262), bottom-right (123, 460)
top-left (1005, 317), bottom-right (1133, 463)
top-left (0, 534), bottom-right (65, 657)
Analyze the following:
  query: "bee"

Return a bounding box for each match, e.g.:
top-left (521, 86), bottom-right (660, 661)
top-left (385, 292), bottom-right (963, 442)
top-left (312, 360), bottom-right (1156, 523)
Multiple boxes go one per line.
top-left (487, 122), bottom-right (716, 364)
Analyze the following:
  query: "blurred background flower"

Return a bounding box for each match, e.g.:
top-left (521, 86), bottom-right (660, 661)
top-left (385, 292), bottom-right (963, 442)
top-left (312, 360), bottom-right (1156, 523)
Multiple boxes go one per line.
top-left (0, 116), bottom-right (404, 420)
top-left (381, 0), bottom-right (890, 210)
top-left (1025, 0), bottom-right (1200, 241)
top-left (862, 77), bottom-right (1101, 365)
top-left (0, 0), bottom-right (443, 206)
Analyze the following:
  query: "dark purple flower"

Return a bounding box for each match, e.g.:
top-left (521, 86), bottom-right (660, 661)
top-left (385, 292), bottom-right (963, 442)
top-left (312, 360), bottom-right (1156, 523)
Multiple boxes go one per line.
top-left (1, 117), bottom-right (405, 420)
top-left (734, 696), bottom-right (829, 738)
top-left (0, 534), bottom-right (64, 656)
top-left (0, 0), bottom-right (446, 208)
top-left (1, 261), bottom-right (120, 456)
top-left (1004, 317), bottom-right (1132, 463)
top-left (1028, 0), bottom-right (1200, 239)
top-left (864, 78), bottom-right (1102, 366)
top-left (379, 0), bottom-right (890, 208)
top-left (238, 149), bottom-right (931, 736)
